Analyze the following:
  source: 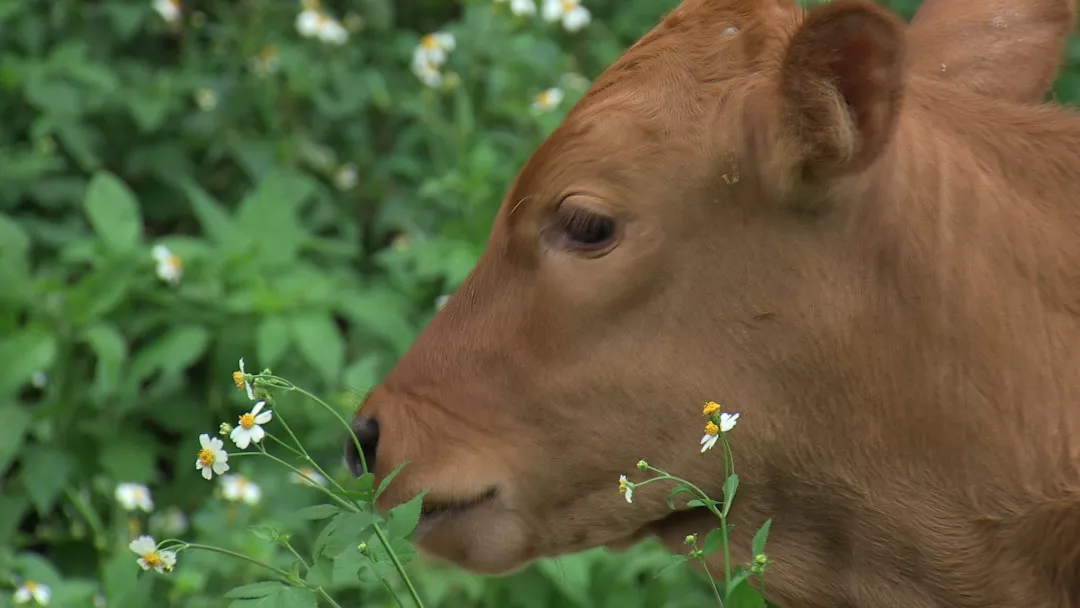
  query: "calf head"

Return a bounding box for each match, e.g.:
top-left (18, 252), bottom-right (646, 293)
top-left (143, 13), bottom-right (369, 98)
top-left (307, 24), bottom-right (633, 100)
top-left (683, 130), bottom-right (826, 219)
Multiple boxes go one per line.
top-left (353, 0), bottom-right (910, 576)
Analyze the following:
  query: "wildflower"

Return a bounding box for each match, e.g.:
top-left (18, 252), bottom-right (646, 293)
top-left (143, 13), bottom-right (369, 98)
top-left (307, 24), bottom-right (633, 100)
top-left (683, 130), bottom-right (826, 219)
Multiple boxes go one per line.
top-left (684, 534), bottom-right (697, 546)
top-left (233, 357), bottom-right (255, 400)
top-left (411, 32), bottom-right (455, 87)
top-left (702, 401), bottom-right (721, 417)
top-left (129, 535), bottom-right (177, 574)
top-left (114, 482), bottom-right (154, 513)
top-left (334, 164), bottom-right (358, 190)
top-left (220, 474), bottom-right (262, 505)
top-left (229, 401), bottom-right (273, 449)
top-left (31, 371), bottom-right (47, 389)
top-left (195, 434), bottom-right (230, 480)
top-left (194, 88), bottom-right (217, 111)
top-left (295, 2), bottom-right (349, 45)
top-left (151, 244), bottom-right (182, 286)
top-left (636, 459), bottom-right (648, 471)
top-left (700, 421), bottom-right (720, 453)
top-left (434, 294), bottom-right (451, 311)
top-left (249, 45), bottom-right (281, 77)
top-left (618, 474), bottom-right (634, 503)
top-left (289, 466), bottom-right (328, 487)
top-left (531, 87), bottom-right (564, 113)
top-left (153, 0), bottom-right (181, 24)
top-left (150, 507), bottom-right (189, 536)
top-left (498, 0), bottom-right (537, 17)
top-left (542, 0), bottom-right (591, 32)
top-left (13, 581), bottom-right (50, 605)
top-left (218, 422), bottom-right (232, 436)
top-left (718, 412), bottom-right (739, 433)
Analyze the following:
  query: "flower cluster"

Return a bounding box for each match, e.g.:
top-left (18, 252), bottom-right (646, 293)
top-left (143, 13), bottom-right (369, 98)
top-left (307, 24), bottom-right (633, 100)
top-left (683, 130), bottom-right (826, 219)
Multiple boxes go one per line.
top-left (700, 400), bottom-right (738, 453)
top-left (295, 0), bottom-right (348, 45)
top-left (542, 0), bottom-right (591, 32)
top-left (130, 536), bottom-right (177, 574)
top-left (411, 32), bottom-right (457, 88)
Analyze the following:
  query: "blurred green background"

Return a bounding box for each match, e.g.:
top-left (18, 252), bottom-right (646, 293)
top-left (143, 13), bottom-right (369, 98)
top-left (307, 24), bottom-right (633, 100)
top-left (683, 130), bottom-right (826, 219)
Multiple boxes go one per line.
top-left (2, 0), bottom-right (1079, 606)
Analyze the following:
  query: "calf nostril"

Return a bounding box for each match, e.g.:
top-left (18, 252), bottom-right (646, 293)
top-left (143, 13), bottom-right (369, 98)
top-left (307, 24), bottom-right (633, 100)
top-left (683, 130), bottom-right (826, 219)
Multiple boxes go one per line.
top-left (344, 416), bottom-right (379, 476)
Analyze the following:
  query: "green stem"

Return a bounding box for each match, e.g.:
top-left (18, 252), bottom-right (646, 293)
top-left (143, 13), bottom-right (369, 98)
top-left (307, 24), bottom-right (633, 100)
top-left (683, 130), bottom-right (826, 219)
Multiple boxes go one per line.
top-left (173, 543), bottom-right (293, 580)
top-left (254, 375), bottom-right (426, 608)
top-left (64, 487), bottom-right (107, 551)
top-left (697, 555), bottom-right (725, 607)
top-left (280, 539), bottom-right (311, 572)
top-left (255, 446), bottom-right (361, 514)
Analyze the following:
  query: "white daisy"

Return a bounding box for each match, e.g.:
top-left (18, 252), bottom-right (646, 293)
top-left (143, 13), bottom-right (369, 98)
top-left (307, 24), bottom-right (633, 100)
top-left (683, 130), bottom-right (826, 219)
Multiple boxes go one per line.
top-left (498, 0), bottom-right (537, 16)
top-left (289, 466), bottom-right (328, 487)
top-left (232, 358), bottom-right (255, 400)
top-left (618, 474), bottom-right (634, 503)
top-left (153, 0), bottom-right (181, 24)
top-left (114, 482), bottom-right (154, 513)
top-left (220, 474), bottom-right (262, 505)
top-left (542, 0), bottom-right (590, 32)
top-left (229, 401), bottom-right (273, 450)
top-left (151, 244), bottom-right (182, 286)
top-left (195, 434), bottom-right (229, 480)
top-left (532, 87), bottom-right (564, 113)
top-left (334, 164), bottom-right (358, 190)
top-left (129, 535), bottom-right (177, 574)
top-left (13, 581), bottom-right (50, 605)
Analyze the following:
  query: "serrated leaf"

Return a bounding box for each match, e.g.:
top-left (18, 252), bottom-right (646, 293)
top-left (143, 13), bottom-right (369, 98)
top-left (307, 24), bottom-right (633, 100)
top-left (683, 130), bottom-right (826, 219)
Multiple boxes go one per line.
top-left (20, 445), bottom-right (74, 513)
top-left (313, 511), bottom-right (377, 560)
top-left (84, 170), bottom-right (142, 253)
top-left (374, 460), bottom-right (410, 501)
top-left (0, 405), bottom-right (32, 475)
top-left (296, 504), bottom-right (342, 521)
top-left (256, 315), bottom-right (291, 369)
top-left (225, 581), bottom-right (286, 599)
top-left (387, 489), bottom-right (428, 542)
top-left (0, 327), bottom-right (56, 395)
top-left (288, 311), bottom-right (344, 387)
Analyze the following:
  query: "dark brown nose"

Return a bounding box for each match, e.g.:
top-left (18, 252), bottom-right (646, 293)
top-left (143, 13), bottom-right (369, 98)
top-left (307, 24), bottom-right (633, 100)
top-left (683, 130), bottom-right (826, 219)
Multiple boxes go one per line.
top-left (344, 416), bottom-right (379, 476)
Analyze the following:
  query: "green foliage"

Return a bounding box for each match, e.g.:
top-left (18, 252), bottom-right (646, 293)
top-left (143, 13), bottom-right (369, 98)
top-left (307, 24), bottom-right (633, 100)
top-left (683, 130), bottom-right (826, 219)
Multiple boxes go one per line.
top-left (2, 0), bottom-right (1080, 606)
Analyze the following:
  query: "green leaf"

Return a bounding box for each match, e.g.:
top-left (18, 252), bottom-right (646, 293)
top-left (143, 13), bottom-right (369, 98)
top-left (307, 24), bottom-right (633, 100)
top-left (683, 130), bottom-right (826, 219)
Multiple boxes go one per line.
top-left (83, 170), bottom-right (142, 253)
top-left (722, 473), bottom-right (739, 517)
top-left (19, 445), bottom-right (74, 513)
top-left (702, 527), bottom-right (726, 557)
top-left (0, 327), bottom-right (57, 395)
top-left (125, 325), bottom-right (210, 391)
top-left (288, 311), bottom-right (344, 387)
top-left (174, 177), bottom-right (242, 247)
top-left (374, 460), bottom-right (410, 501)
top-left (235, 169), bottom-right (315, 264)
top-left (752, 518), bottom-right (773, 557)
top-left (224, 581), bottom-right (287, 599)
top-left (256, 315), bottom-right (291, 369)
top-left (664, 484), bottom-right (699, 511)
top-left (312, 511), bottom-right (377, 559)
top-left (65, 259), bottom-right (136, 325)
top-left (276, 588), bottom-right (317, 608)
top-left (387, 489), bottom-right (428, 542)
top-left (725, 574), bottom-right (766, 608)
top-left (80, 322), bottom-right (128, 399)
top-left (98, 436), bottom-right (155, 482)
top-left (296, 504), bottom-right (342, 521)
top-left (0, 405), bottom-right (31, 475)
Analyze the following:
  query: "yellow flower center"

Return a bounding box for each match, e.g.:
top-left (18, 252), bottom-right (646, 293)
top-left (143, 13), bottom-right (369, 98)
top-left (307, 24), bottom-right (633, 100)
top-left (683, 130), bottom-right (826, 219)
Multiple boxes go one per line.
top-left (259, 45), bottom-right (277, 59)
top-left (618, 478), bottom-right (628, 494)
top-left (169, 0), bottom-right (181, 8)
top-left (239, 413), bottom-right (256, 429)
top-left (562, 0), bottom-right (577, 12)
top-left (142, 551), bottom-right (163, 569)
top-left (704, 421), bottom-right (719, 436)
top-left (537, 91), bottom-right (551, 106)
top-left (25, 581), bottom-right (38, 593)
top-left (166, 254), bottom-right (182, 271)
top-left (198, 448), bottom-right (216, 467)
top-left (232, 371), bottom-right (246, 390)
top-left (702, 401), bottom-right (721, 417)
top-left (421, 34), bottom-right (438, 49)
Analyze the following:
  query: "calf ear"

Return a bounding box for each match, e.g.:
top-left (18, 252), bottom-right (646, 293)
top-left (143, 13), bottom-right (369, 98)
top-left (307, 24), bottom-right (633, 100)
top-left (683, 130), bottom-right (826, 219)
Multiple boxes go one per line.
top-left (778, 0), bottom-right (906, 180)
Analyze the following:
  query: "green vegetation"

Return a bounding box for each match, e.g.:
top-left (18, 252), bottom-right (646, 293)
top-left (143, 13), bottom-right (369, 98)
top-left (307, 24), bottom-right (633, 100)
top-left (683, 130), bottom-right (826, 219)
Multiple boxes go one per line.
top-left (3, 0), bottom-right (1079, 606)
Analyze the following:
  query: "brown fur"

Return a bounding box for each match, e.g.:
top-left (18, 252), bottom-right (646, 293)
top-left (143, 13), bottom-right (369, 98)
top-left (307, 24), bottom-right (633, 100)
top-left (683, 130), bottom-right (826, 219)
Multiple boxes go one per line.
top-left (354, 0), bottom-right (1080, 606)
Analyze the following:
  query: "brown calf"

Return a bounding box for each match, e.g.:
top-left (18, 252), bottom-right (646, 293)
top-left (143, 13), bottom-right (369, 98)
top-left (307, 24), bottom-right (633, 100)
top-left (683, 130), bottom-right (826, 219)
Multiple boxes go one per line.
top-left (351, 0), bottom-right (1080, 606)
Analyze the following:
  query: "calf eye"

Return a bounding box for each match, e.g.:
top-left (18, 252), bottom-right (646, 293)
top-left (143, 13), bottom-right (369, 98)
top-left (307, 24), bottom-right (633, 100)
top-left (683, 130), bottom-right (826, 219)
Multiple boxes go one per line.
top-left (550, 203), bottom-right (618, 253)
